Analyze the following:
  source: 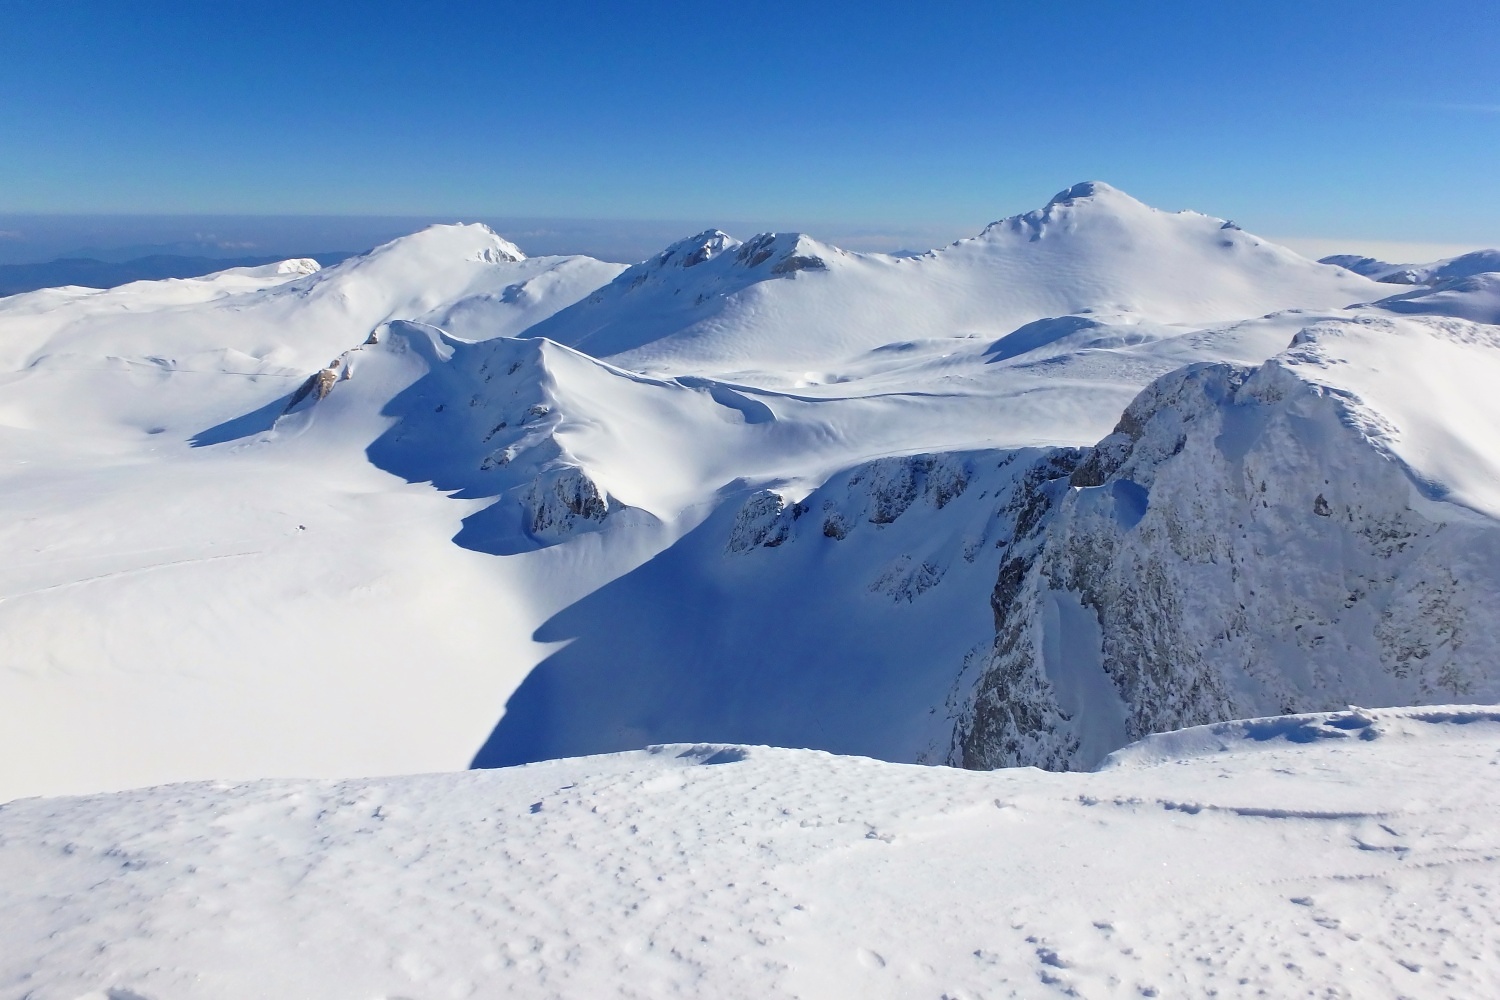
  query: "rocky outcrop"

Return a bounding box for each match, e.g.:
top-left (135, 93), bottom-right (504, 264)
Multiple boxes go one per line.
top-left (724, 453), bottom-right (979, 556)
top-left (950, 356), bottom-right (1500, 771)
top-left (526, 467), bottom-right (614, 541)
top-left (725, 490), bottom-right (793, 553)
top-left (945, 449), bottom-right (1086, 770)
top-left (284, 350), bottom-right (361, 412)
top-left (297, 324), bottom-right (639, 550)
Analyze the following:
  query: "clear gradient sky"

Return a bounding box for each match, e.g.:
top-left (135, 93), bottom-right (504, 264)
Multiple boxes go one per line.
top-left (1, 1), bottom-right (1496, 259)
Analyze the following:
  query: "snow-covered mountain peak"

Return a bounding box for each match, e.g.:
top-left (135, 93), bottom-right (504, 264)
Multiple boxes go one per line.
top-left (514, 184), bottom-right (1389, 376)
top-left (978, 180), bottom-right (1155, 240)
top-left (253, 221), bottom-right (535, 321)
top-left (333, 222), bottom-right (525, 270)
top-left (471, 223), bottom-right (527, 263)
top-left (655, 229), bottom-right (741, 269)
top-left (1046, 179), bottom-right (1128, 206)
top-left (731, 231), bottom-right (840, 274)
top-left (215, 257), bottom-right (322, 279)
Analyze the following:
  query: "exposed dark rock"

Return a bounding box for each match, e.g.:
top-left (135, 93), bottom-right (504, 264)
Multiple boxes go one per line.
top-left (770, 255), bottom-right (828, 275)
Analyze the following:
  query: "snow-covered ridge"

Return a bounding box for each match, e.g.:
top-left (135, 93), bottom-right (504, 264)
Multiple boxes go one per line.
top-left (1101, 702), bottom-right (1500, 767)
top-left (953, 311), bottom-right (1500, 770)
top-left (1321, 245), bottom-right (1500, 324)
top-left (517, 180), bottom-right (1387, 375)
top-left (1369, 271), bottom-right (1500, 325)
top-left (1322, 248), bottom-right (1500, 285)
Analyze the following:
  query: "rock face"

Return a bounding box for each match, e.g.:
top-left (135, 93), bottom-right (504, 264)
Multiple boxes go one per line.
top-left (725, 453), bottom-right (978, 555)
top-left (284, 360), bottom-right (345, 411)
top-left (286, 322), bottom-right (636, 551)
top-left (725, 489), bottom-right (792, 553)
top-left (951, 355), bottom-right (1500, 770)
top-left (526, 467), bottom-right (614, 541)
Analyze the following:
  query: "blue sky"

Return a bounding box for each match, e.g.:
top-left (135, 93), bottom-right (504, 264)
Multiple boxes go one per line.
top-left (1, 1), bottom-right (1496, 258)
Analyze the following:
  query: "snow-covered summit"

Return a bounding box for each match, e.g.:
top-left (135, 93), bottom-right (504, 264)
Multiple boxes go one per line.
top-left (191, 256), bottom-right (322, 281)
top-left (941, 179), bottom-right (1378, 326)
top-left (1049, 178), bottom-right (1119, 203)
top-left (652, 228), bottom-right (741, 268)
top-left (979, 179), bottom-right (1149, 235)
top-left (524, 182), bottom-right (1386, 376)
top-left (520, 226), bottom-right (849, 366)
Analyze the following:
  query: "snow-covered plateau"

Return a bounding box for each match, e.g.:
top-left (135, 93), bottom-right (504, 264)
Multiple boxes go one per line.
top-left (2, 181), bottom-right (1499, 994)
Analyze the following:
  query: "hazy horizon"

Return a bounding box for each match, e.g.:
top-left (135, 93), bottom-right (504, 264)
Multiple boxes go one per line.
top-left (1, 205), bottom-right (1491, 270)
top-left (2, 3), bottom-right (1494, 260)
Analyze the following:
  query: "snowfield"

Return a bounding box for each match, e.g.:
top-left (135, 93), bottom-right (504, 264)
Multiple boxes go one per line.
top-left (2, 706), bottom-right (1497, 999)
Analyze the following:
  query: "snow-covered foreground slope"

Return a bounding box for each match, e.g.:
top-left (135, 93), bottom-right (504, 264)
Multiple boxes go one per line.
top-left (3, 706), bottom-right (1498, 999)
top-left (0, 182), bottom-right (1496, 801)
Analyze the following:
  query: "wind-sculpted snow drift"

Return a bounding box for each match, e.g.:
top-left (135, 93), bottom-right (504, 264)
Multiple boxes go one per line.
top-left (1, 182), bottom-right (1498, 798)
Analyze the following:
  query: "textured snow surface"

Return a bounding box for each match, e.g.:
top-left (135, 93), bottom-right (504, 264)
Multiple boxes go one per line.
top-left (2, 706), bottom-right (1498, 999)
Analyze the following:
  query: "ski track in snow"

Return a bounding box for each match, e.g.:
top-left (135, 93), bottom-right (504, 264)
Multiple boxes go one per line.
top-left (0, 551), bottom-right (262, 602)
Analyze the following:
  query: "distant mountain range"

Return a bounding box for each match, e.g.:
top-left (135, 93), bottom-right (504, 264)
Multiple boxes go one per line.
top-left (0, 182), bottom-right (1497, 803)
top-left (0, 251), bottom-right (356, 297)
top-left (1319, 248), bottom-right (1500, 285)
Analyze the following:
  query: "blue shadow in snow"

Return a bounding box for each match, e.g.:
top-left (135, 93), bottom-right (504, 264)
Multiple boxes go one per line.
top-left (467, 495), bottom-right (942, 770)
top-left (985, 315), bottom-right (1099, 363)
top-left (190, 390), bottom-right (296, 447)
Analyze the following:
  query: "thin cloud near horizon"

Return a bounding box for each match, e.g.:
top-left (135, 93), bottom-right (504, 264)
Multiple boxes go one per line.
top-left (1402, 101), bottom-right (1500, 114)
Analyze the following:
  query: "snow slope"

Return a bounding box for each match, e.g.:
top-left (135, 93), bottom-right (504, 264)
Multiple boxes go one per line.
top-left (0, 231), bottom-right (627, 800)
top-left (3, 705), bottom-right (1497, 999)
top-left (1370, 272), bottom-right (1500, 325)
